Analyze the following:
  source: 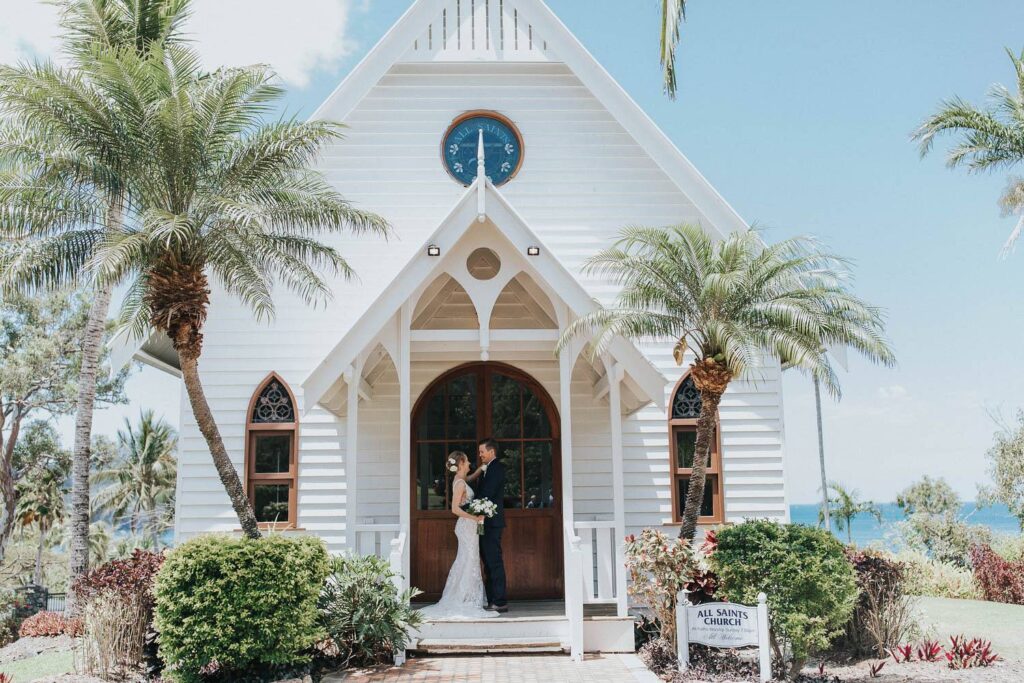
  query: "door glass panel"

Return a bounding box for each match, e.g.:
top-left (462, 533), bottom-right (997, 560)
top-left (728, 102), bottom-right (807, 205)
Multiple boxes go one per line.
top-left (674, 428), bottom-right (696, 469)
top-left (525, 442), bottom-right (554, 508)
top-left (418, 392), bottom-right (445, 440)
top-left (491, 374), bottom-right (521, 439)
top-left (446, 375), bottom-right (477, 439)
top-left (253, 434), bottom-right (291, 474)
top-left (497, 442), bottom-right (523, 509)
top-left (677, 476), bottom-right (715, 518)
top-left (417, 443), bottom-right (448, 510)
top-left (253, 484), bottom-right (290, 522)
top-left (523, 390), bottom-right (550, 438)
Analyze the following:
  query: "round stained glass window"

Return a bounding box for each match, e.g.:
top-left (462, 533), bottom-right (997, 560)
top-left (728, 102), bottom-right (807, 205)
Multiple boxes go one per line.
top-left (442, 111), bottom-right (523, 186)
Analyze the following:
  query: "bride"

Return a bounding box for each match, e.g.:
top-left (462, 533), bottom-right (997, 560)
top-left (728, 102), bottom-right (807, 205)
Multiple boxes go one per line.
top-left (419, 451), bottom-right (499, 619)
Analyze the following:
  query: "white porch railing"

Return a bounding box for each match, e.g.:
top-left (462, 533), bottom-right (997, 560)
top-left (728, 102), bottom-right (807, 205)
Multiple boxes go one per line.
top-left (354, 523), bottom-right (402, 559)
top-left (388, 530), bottom-right (409, 666)
top-left (574, 520), bottom-right (620, 606)
top-left (564, 526), bottom-right (585, 662)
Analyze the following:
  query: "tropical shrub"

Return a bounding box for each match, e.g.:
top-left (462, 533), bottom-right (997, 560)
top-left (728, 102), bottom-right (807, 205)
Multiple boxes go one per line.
top-left (18, 610), bottom-right (82, 638)
top-left (154, 535), bottom-right (330, 683)
top-left (317, 554), bottom-right (422, 668)
top-left (0, 589), bottom-right (21, 646)
top-left (838, 549), bottom-right (918, 657)
top-left (991, 533), bottom-right (1024, 561)
top-left (970, 544), bottom-right (1024, 605)
top-left (624, 529), bottom-right (700, 648)
top-left (945, 635), bottom-right (1000, 669)
top-left (72, 549), bottom-right (165, 679)
top-left (895, 550), bottom-right (980, 599)
top-left (711, 521), bottom-right (858, 680)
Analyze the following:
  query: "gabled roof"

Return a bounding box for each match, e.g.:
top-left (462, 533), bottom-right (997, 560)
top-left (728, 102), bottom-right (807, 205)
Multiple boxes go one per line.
top-left (310, 0), bottom-right (748, 240)
top-left (301, 175), bottom-right (669, 414)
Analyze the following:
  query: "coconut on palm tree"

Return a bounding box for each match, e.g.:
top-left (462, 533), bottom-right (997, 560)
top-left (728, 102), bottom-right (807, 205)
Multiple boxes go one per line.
top-left (2, 41), bottom-right (388, 539)
top-left (913, 48), bottom-right (1024, 252)
top-left (559, 225), bottom-right (895, 541)
top-left (0, 0), bottom-right (192, 597)
top-left (92, 410), bottom-right (176, 547)
top-left (819, 481), bottom-right (882, 545)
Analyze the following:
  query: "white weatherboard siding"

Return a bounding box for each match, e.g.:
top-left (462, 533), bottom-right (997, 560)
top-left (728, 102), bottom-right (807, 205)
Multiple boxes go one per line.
top-left (173, 46), bottom-right (786, 547)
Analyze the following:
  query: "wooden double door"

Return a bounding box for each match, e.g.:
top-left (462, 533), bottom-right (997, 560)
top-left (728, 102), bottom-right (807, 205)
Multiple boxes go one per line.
top-left (411, 363), bottom-right (563, 601)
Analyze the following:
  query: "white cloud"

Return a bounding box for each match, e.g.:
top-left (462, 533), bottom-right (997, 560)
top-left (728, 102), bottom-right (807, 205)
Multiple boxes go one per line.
top-left (0, 0), bottom-right (357, 87)
top-left (0, 1), bottom-right (62, 66)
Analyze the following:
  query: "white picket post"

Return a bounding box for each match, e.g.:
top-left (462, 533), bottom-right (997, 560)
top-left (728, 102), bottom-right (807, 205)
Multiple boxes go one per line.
top-left (675, 590), bottom-right (689, 669)
top-left (757, 593), bottom-right (771, 682)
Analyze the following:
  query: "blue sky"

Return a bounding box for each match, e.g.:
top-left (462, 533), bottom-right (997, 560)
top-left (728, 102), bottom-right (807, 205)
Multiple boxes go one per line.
top-left (16, 0), bottom-right (1023, 504)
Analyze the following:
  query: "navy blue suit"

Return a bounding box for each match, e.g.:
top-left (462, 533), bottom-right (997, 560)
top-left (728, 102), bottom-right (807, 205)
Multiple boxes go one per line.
top-left (476, 459), bottom-right (507, 606)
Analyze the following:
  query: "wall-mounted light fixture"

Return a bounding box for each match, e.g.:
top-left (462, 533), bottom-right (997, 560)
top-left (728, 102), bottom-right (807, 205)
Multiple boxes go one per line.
top-left (526, 246), bottom-right (540, 257)
top-left (427, 245), bottom-right (441, 257)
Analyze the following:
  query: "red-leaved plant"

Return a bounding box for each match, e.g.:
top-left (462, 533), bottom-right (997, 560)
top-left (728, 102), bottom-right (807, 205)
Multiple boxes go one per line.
top-left (889, 644), bottom-right (913, 663)
top-left (0, 672), bottom-right (12, 682)
top-left (71, 550), bottom-right (165, 609)
top-left (945, 635), bottom-right (1000, 669)
top-left (970, 544), bottom-right (1024, 605)
top-left (917, 638), bottom-right (944, 662)
top-left (18, 611), bottom-right (83, 638)
top-left (869, 661), bottom-right (886, 678)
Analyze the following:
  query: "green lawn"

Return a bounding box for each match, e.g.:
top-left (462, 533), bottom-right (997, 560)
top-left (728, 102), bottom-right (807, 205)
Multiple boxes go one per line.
top-left (917, 596), bottom-right (1024, 661)
top-left (0, 650), bottom-right (75, 681)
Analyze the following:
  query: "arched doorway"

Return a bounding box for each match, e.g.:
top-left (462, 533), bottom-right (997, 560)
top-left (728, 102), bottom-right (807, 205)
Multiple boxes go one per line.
top-left (411, 363), bottom-right (563, 601)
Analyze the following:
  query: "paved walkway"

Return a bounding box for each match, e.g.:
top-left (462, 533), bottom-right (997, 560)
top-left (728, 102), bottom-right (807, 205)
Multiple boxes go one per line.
top-left (337, 653), bottom-right (658, 683)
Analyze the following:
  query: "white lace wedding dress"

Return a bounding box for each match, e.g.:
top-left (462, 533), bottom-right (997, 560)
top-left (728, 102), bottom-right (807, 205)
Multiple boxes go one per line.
top-left (418, 479), bottom-right (498, 620)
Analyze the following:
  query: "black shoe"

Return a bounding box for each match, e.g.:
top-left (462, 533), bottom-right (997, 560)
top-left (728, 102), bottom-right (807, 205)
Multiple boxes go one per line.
top-left (492, 604), bottom-right (509, 613)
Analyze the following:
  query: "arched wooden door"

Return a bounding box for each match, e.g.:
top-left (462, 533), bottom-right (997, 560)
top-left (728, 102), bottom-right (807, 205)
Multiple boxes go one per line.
top-left (411, 363), bottom-right (563, 601)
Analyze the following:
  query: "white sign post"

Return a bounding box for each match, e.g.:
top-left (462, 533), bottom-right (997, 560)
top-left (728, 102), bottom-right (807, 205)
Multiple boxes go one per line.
top-left (676, 591), bottom-right (771, 683)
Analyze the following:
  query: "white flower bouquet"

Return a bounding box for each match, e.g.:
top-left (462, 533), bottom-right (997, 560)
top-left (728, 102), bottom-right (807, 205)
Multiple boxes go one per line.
top-left (465, 497), bottom-right (498, 535)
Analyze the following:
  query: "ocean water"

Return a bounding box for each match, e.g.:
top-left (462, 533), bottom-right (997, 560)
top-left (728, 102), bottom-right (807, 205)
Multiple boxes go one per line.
top-left (789, 502), bottom-right (1021, 548)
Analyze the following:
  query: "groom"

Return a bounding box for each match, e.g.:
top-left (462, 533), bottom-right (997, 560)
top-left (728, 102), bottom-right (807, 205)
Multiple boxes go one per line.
top-left (476, 438), bottom-right (508, 613)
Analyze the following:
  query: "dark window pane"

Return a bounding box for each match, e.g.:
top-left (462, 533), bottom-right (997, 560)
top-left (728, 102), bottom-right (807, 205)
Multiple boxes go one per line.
top-left (498, 443), bottom-right (523, 508)
top-left (417, 443), bottom-right (448, 510)
top-left (525, 442), bottom-right (554, 509)
top-left (254, 484), bottom-right (290, 523)
top-left (674, 429), bottom-right (696, 469)
top-left (254, 434), bottom-right (291, 474)
top-left (523, 389), bottom-right (551, 438)
top-left (418, 391), bottom-right (446, 440)
top-left (448, 393), bottom-right (477, 440)
top-left (677, 476), bottom-right (715, 519)
top-left (491, 375), bottom-right (521, 439)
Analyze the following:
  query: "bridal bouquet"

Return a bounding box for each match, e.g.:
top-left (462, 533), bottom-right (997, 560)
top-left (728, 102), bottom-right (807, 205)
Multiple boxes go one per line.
top-left (465, 498), bottom-right (498, 535)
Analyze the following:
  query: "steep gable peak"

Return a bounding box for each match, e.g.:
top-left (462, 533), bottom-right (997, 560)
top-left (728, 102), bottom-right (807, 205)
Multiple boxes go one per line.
top-left (402, 0), bottom-right (553, 63)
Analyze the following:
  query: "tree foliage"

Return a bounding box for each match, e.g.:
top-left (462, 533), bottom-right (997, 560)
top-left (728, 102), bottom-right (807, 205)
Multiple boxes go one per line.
top-left (913, 48), bottom-right (1024, 252)
top-left (979, 411), bottom-right (1024, 531)
top-left (819, 481), bottom-right (883, 544)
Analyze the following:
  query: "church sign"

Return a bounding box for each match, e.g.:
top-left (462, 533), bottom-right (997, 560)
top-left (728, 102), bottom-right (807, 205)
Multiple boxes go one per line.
top-left (676, 592), bottom-right (772, 682)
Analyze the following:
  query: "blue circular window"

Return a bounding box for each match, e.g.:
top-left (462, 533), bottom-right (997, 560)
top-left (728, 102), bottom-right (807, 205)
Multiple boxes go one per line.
top-left (442, 112), bottom-right (523, 186)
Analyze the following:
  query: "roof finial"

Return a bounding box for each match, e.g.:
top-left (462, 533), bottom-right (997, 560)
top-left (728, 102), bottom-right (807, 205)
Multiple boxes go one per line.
top-left (476, 128), bottom-right (487, 222)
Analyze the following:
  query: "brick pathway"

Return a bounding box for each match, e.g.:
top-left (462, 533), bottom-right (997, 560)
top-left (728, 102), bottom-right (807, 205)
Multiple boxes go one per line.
top-left (336, 653), bottom-right (656, 682)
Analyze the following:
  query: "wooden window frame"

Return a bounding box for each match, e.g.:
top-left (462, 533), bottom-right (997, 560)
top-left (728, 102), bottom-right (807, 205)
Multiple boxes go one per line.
top-left (669, 374), bottom-right (725, 525)
top-left (245, 373), bottom-right (299, 530)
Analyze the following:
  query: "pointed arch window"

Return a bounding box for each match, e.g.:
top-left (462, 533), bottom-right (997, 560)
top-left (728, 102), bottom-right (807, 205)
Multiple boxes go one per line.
top-left (245, 374), bottom-right (298, 528)
top-left (669, 374), bottom-right (724, 524)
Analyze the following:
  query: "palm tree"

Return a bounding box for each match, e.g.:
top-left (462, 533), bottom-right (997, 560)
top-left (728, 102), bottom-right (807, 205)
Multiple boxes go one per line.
top-left (819, 481), bottom-right (882, 544)
top-left (0, 0), bottom-right (191, 598)
top-left (2, 43), bottom-right (388, 539)
top-left (558, 225), bottom-right (895, 541)
top-left (659, 1), bottom-right (690, 98)
top-left (14, 425), bottom-right (71, 585)
top-left (93, 410), bottom-right (176, 547)
top-left (913, 48), bottom-right (1024, 253)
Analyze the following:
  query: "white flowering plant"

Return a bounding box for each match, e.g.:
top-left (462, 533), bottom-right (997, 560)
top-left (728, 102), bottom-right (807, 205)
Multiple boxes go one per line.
top-left (464, 498), bottom-right (498, 535)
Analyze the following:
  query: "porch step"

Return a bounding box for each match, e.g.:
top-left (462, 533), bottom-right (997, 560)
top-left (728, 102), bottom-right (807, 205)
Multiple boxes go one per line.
top-left (412, 637), bottom-right (566, 654)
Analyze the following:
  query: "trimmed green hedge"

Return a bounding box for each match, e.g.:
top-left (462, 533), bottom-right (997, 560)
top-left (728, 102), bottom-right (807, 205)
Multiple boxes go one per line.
top-left (154, 534), bottom-right (330, 683)
top-left (712, 521), bottom-right (857, 679)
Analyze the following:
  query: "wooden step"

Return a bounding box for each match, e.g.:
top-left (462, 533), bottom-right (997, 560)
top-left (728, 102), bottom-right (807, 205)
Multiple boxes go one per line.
top-left (412, 637), bottom-right (567, 654)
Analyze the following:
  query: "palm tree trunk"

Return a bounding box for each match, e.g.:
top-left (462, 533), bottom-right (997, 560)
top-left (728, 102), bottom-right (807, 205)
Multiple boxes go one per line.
top-left (34, 523), bottom-right (47, 585)
top-left (176, 330), bottom-right (261, 539)
top-left (679, 390), bottom-right (722, 541)
top-left (67, 279), bottom-right (114, 617)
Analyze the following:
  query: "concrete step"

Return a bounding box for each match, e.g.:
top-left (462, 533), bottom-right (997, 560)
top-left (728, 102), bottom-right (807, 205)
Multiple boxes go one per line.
top-left (414, 615), bottom-right (570, 641)
top-left (412, 637), bottom-right (567, 654)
